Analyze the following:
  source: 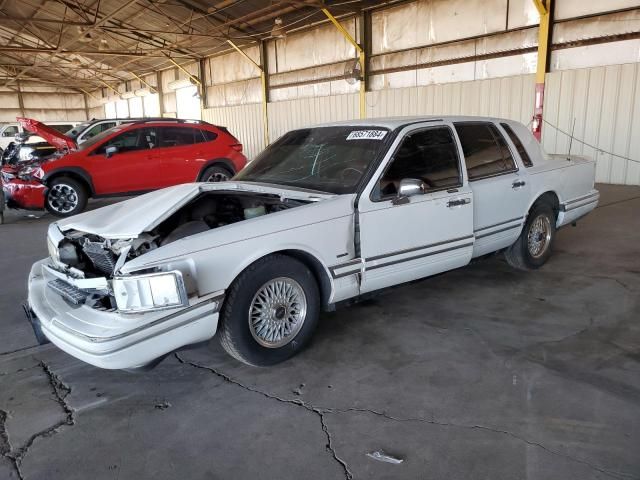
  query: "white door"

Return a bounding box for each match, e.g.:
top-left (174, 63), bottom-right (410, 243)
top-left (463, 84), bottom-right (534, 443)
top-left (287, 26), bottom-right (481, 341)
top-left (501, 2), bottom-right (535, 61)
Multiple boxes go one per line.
top-left (358, 124), bottom-right (474, 294)
top-left (453, 122), bottom-right (531, 257)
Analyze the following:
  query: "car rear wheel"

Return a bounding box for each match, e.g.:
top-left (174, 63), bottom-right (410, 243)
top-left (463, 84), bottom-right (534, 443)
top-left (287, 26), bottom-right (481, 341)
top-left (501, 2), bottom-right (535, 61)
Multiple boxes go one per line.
top-left (201, 165), bottom-right (232, 182)
top-left (505, 199), bottom-right (556, 270)
top-left (45, 177), bottom-right (87, 217)
top-left (218, 254), bottom-right (320, 366)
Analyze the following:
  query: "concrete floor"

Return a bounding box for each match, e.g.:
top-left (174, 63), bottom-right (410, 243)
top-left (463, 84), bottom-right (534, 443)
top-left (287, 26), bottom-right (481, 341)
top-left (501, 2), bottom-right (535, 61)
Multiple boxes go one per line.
top-left (0, 185), bottom-right (639, 480)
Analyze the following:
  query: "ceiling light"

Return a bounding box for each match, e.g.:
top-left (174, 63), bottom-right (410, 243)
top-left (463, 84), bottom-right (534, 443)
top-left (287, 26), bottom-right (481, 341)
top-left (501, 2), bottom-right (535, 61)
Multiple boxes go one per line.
top-left (99, 39), bottom-right (109, 51)
top-left (78, 31), bottom-right (94, 43)
top-left (167, 78), bottom-right (198, 90)
top-left (70, 57), bottom-right (82, 67)
top-left (271, 17), bottom-right (286, 39)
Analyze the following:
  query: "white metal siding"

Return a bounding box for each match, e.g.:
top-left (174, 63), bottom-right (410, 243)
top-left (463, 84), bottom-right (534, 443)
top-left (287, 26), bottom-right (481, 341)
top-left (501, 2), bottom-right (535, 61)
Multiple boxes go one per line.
top-left (201, 64), bottom-right (640, 185)
top-left (202, 104), bottom-right (264, 161)
top-left (365, 74), bottom-right (535, 124)
top-left (542, 64), bottom-right (640, 185)
top-left (267, 94), bottom-right (360, 141)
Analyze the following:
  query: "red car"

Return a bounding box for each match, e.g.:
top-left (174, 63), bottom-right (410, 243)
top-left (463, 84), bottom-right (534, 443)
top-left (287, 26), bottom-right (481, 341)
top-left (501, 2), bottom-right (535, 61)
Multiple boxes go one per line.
top-left (1, 118), bottom-right (247, 217)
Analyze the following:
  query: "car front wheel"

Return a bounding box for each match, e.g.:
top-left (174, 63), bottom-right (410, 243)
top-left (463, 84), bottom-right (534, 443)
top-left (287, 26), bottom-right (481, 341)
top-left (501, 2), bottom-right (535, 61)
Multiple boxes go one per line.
top-left (218, 254), bottom-right (320, 366)
top-left (45, 177), bottom-right (88, 217)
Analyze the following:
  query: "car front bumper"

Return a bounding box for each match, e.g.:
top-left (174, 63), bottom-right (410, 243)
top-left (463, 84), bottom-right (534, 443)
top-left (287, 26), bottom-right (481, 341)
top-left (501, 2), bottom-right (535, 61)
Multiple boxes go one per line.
top-left (27, 259), bottom-right (222, 369)
top-left (2, 178), bottom-right (46, 210)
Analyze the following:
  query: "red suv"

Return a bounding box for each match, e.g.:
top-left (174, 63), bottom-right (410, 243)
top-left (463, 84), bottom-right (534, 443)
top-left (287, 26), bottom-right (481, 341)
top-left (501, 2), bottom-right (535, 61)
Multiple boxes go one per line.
top-left (1, 118), bottom-right (247, 217)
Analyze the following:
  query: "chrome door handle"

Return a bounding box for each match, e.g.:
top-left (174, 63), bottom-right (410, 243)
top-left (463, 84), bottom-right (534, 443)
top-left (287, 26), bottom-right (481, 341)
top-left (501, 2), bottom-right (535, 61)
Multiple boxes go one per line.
top-left (447, 198), bottom-right (471, 208)
top-left (512, 180), bottom-right (526, 188)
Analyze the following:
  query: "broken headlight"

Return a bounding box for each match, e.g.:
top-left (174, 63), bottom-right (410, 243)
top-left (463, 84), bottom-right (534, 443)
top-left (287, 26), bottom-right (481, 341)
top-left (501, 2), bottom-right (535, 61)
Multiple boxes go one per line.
top-left (47, 235), bottom-right (60, 263)
top-left (17, 166), bottom-right (43, 181)
top-left (112, 271), bottom-right (188, 313)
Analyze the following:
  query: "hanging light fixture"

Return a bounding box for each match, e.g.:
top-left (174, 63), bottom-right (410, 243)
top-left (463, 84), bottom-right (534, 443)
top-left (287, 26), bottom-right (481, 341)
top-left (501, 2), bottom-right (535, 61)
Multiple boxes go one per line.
top-left (99, 39), bottom-right (109, 51)
top-left (271, 17), bottom-right (286, 39)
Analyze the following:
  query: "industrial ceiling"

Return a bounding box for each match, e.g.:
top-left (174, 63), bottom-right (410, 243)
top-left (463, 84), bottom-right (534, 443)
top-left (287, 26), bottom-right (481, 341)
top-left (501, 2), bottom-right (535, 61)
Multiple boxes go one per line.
top-left (0, 0), bottom-right (386, 91)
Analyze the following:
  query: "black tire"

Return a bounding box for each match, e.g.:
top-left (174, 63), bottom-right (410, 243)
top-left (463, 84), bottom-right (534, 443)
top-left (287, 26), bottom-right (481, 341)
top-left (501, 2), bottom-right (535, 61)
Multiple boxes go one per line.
top-left (45, 176), bottom-right (88, 217)
top-left (505, 199), bottom-right (556, 270)
top-left (218, 254), bottom-right (320, 366)
top-left (200, 165), bottom-right (233, 182)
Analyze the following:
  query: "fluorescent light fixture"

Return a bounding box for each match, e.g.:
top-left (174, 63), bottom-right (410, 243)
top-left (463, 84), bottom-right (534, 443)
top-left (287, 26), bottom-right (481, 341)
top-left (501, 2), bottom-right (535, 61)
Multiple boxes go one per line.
top-left (120, 91), bottom-right (136, 99)
top-left (167, 78), bottom-right (196, 90)
top-left (271, 17), bottom-right (286, 39)
top-left (134, 88), bottom-right (150, 97)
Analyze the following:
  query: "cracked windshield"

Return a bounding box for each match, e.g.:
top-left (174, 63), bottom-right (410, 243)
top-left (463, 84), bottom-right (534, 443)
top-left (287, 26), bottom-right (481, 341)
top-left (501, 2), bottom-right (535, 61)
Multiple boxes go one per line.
top-left (235, 126), bottom-right (390, 194)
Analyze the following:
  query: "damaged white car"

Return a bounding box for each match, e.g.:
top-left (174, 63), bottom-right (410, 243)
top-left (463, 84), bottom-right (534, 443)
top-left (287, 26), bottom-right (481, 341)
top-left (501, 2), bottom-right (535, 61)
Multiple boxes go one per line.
top-left (27, 116), bottom-right (599, 369)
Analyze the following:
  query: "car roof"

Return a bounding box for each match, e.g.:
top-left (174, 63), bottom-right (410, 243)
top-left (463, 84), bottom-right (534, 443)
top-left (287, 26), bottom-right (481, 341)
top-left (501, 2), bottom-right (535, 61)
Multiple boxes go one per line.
top-left (312, 115), bottom-right (523, 129)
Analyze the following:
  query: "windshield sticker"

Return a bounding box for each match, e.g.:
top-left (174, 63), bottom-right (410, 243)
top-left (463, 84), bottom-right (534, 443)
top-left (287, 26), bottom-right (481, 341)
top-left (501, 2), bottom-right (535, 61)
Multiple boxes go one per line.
top-left (346, 130), bottom-right (387, 141)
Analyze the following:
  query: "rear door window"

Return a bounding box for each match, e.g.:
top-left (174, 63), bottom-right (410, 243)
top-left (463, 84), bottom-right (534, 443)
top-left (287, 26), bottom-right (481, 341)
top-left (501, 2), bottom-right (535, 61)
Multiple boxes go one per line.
top-left (95, 128), bottom-right (157, 154)
top-left (159, 127), bottom-right (195, 147)
top-left (454, 122), bottom-right (517, 180)
top-left (500, 123), bottom-right (533, 167)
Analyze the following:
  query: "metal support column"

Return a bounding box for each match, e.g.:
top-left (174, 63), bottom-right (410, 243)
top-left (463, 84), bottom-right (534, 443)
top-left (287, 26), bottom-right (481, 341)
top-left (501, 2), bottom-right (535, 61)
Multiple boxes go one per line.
top-left (227, 39), bottom-right (270, 147)
top-left (322, 8), bottom-right (366, 119)
top-left (199, 58), bottom-right (208, 110)
top-left (82, 92), bottom-right (90, 120)
top-left (156, 71), bottom-right (165, 117)
top-left (532, 0), bottom-right (553, 141)
top-left (16, 83), bottom-right (25, 117)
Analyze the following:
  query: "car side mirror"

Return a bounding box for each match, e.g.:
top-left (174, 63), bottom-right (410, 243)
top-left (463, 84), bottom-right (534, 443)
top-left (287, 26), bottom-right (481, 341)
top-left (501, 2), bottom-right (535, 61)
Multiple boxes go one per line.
top-left (393, 178), bottom-right (425, 205)
top-left (105, 145), bottom-right (118, 158)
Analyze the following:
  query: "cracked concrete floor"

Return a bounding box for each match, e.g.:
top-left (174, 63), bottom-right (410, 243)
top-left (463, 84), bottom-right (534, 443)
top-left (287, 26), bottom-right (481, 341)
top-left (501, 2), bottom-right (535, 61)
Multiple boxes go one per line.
top-left (1, 184), bottom-right (639, 480)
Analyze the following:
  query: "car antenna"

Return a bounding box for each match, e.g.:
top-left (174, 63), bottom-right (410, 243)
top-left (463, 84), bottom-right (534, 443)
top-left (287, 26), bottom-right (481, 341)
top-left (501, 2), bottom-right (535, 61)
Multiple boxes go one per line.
top-left (567, 117), bottom-right (576, 160)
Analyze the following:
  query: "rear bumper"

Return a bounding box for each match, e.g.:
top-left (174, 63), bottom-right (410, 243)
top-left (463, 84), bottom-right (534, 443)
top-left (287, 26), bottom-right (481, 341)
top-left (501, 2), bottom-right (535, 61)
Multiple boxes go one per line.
top-left (557, 189), bottom-right (599, 227)
top-left (2, 178), bottom-right (46, 210)
top-left (27, 259), bottom-right (222, 369)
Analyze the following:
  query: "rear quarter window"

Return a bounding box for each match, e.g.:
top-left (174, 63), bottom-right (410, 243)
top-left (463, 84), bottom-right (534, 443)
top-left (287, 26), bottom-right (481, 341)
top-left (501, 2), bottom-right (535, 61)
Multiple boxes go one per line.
top-left (501, 123), bottom-right (533, 167)
top-left (196, 129), bottom-right (217, 143)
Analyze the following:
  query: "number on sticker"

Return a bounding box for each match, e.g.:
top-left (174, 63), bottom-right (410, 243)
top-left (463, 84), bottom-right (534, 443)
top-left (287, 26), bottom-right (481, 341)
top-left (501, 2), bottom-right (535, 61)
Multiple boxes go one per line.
top-left (346, 130), bottom-right (387, 141)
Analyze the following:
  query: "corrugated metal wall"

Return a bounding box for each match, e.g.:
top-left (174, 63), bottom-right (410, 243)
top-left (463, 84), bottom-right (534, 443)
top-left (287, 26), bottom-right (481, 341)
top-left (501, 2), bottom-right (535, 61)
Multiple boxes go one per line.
top-left (542, 64), bottom-right (640, 185)
top-left (0, 90), bottom-right (87, 123)
top-left (203, 75), bottom-right (534, 161)
top-left (268, 94), bottom-right (360, 141)
top-left (202, 104), bottom-right (264, 160)
top-left (204, 65), bottom-right (640, 185)
top-left (366, 74), bottom-right (535, 124)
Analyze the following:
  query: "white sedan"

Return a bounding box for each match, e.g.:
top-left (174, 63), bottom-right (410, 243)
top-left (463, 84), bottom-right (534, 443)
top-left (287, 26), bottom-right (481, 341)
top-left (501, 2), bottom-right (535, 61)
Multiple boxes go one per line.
top-left (27, 116), bottom-right (599, 369)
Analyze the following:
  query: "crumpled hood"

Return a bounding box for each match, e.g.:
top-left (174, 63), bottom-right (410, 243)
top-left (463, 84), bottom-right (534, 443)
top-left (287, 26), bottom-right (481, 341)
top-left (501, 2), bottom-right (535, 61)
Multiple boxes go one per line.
top-left (17, 117), bottom-right (77, 151)
top-left (56, 183), bottom-right (202, 238)
top-left (55, 182), bottom-right (333, 239)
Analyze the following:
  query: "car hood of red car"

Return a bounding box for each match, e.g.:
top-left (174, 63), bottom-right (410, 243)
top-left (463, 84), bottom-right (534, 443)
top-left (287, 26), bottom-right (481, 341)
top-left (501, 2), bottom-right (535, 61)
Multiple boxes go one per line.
top-left (17, 117), bottom-right (77, 151)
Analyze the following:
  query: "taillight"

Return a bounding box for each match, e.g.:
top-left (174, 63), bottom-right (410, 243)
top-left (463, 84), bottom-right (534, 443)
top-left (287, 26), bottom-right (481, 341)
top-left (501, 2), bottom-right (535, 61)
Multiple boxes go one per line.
top-left (231, 143), bottom-right (243, 152)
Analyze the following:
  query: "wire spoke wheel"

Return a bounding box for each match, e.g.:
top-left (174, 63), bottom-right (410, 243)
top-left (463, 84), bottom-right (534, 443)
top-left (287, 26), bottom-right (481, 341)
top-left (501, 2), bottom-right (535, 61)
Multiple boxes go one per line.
top-left (48, 183), bottom-right (79, 214)
top-left (527, 214), bottom-right (552, 259)
top-left (248, 277), bottom-right (307, 349)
